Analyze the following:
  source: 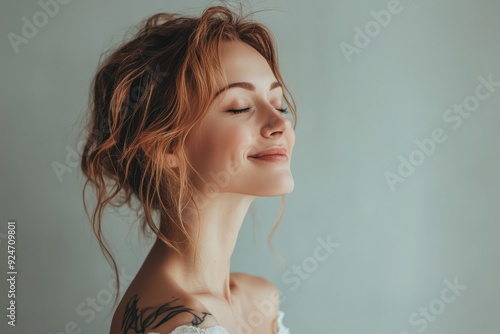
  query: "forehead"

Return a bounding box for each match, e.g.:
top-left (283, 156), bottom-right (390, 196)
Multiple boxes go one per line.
top-left (218, 40), bottom-right (275, 81)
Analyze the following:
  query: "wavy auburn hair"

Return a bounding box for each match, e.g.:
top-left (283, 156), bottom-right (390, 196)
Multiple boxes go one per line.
top-left (79, 3), bottom-right (297, 311)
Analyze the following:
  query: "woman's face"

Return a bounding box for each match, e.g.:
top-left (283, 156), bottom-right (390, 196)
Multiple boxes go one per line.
top-left (184, 40), bottom-right (295, 197)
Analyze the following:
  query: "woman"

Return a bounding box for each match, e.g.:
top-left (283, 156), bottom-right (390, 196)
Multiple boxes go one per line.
top-left (80, 4), bottom-right (297, 334)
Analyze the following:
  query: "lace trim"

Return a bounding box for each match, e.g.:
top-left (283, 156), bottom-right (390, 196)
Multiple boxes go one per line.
top-left (147, 310), bottom-right (290, 334)
top-left (147, 325), bottom-right (229, 334)
top-left (276, 310), bottom-right (291, 334)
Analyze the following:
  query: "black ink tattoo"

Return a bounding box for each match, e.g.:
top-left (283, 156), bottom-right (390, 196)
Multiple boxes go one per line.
top-left (121, 294), bottom-right (212, 334)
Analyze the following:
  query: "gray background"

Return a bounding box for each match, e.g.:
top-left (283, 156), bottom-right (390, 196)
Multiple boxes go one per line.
top-left (1, 0), bottom-right (499, 333)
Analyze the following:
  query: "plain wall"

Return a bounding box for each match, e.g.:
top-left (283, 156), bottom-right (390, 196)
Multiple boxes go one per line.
top-left (1, 0), bottom-right (499, 333)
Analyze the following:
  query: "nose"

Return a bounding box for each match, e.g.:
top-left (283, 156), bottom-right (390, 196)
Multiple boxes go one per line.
top-left (260, 103), bottom-right (291, 138)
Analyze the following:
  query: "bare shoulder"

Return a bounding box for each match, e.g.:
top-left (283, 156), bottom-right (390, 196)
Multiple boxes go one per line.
top-left (231, 273), bottom-right (281, 333)
top-left (231, 273), bottom-right (280, 333)
top-left (232, 272), bottom-right (281, 305)
top-left (110, 291), bottom-right (220, 334)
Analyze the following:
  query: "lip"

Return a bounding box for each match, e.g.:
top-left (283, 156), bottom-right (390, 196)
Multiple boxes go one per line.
top-left (248, 147), bottom-right (288, 162)
top-left (249, 154), bottom-right (288, 162)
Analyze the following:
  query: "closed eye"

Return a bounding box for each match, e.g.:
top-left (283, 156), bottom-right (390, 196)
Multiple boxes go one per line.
top-left (228, 107), bottom-right (288, 114)
top-left (227, 107), bottom-right (251, 114)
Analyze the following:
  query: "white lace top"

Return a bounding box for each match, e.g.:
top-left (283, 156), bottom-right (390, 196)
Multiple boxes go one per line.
top-left (147, 310), bottom-right (290, 334)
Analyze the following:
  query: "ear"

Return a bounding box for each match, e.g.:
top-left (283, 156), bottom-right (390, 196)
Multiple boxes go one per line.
top-left (164, 152), bottom-right (179, 168)
top-left (141, 142), bottom-right (179, 168)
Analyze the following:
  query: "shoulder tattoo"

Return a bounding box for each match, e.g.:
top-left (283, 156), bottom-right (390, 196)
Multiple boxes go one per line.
top-left (120, 294), bottom-right (213, 333)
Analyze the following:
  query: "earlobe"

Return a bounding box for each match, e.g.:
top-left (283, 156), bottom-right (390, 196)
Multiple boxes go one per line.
top-left (141, 143), bottom-right (179, 168)
top-left (165, 152), bottom-right (179, 168)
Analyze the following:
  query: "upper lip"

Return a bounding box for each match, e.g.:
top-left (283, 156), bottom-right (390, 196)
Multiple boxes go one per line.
top-left (249, 146), bottom-right (288, 158)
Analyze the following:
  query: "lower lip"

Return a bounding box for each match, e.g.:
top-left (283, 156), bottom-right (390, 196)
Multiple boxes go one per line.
top-left (249, 155), bottom-right (289, 162)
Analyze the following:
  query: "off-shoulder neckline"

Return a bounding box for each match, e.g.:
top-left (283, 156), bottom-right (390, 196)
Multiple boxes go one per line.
top-left (147, 310), bottom-right (287, 334)
top-left (147, 324), bottom-right (228, 334)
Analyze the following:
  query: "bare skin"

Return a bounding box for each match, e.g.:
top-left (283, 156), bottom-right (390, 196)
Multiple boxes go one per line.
top-left (110, 270), bottom-right (281, 334)
top-left (110, 40), bottom-right (295, 334)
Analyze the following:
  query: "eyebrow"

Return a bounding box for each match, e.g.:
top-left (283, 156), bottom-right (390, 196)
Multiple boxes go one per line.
top-left (214, 81), bottom-right (282, 98)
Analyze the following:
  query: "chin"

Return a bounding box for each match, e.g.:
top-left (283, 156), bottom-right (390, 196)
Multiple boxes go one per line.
top-left (251, 178), bottom-right (295, 197)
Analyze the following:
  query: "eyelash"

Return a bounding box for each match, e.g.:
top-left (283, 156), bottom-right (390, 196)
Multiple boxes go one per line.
top-left (228, 107), bottom-right (289, 114)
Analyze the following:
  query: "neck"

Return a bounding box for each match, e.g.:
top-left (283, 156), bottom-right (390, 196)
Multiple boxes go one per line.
top-left (145, 192), bottom-right (255, 305)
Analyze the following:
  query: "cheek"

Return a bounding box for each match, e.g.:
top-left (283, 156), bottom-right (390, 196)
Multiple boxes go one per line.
top-left (288, 130), bottom-right (296, 149)
top-left (195, 126), bottom-right (250, 173)
top-left (217, 126), bottom-right (251, 166)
